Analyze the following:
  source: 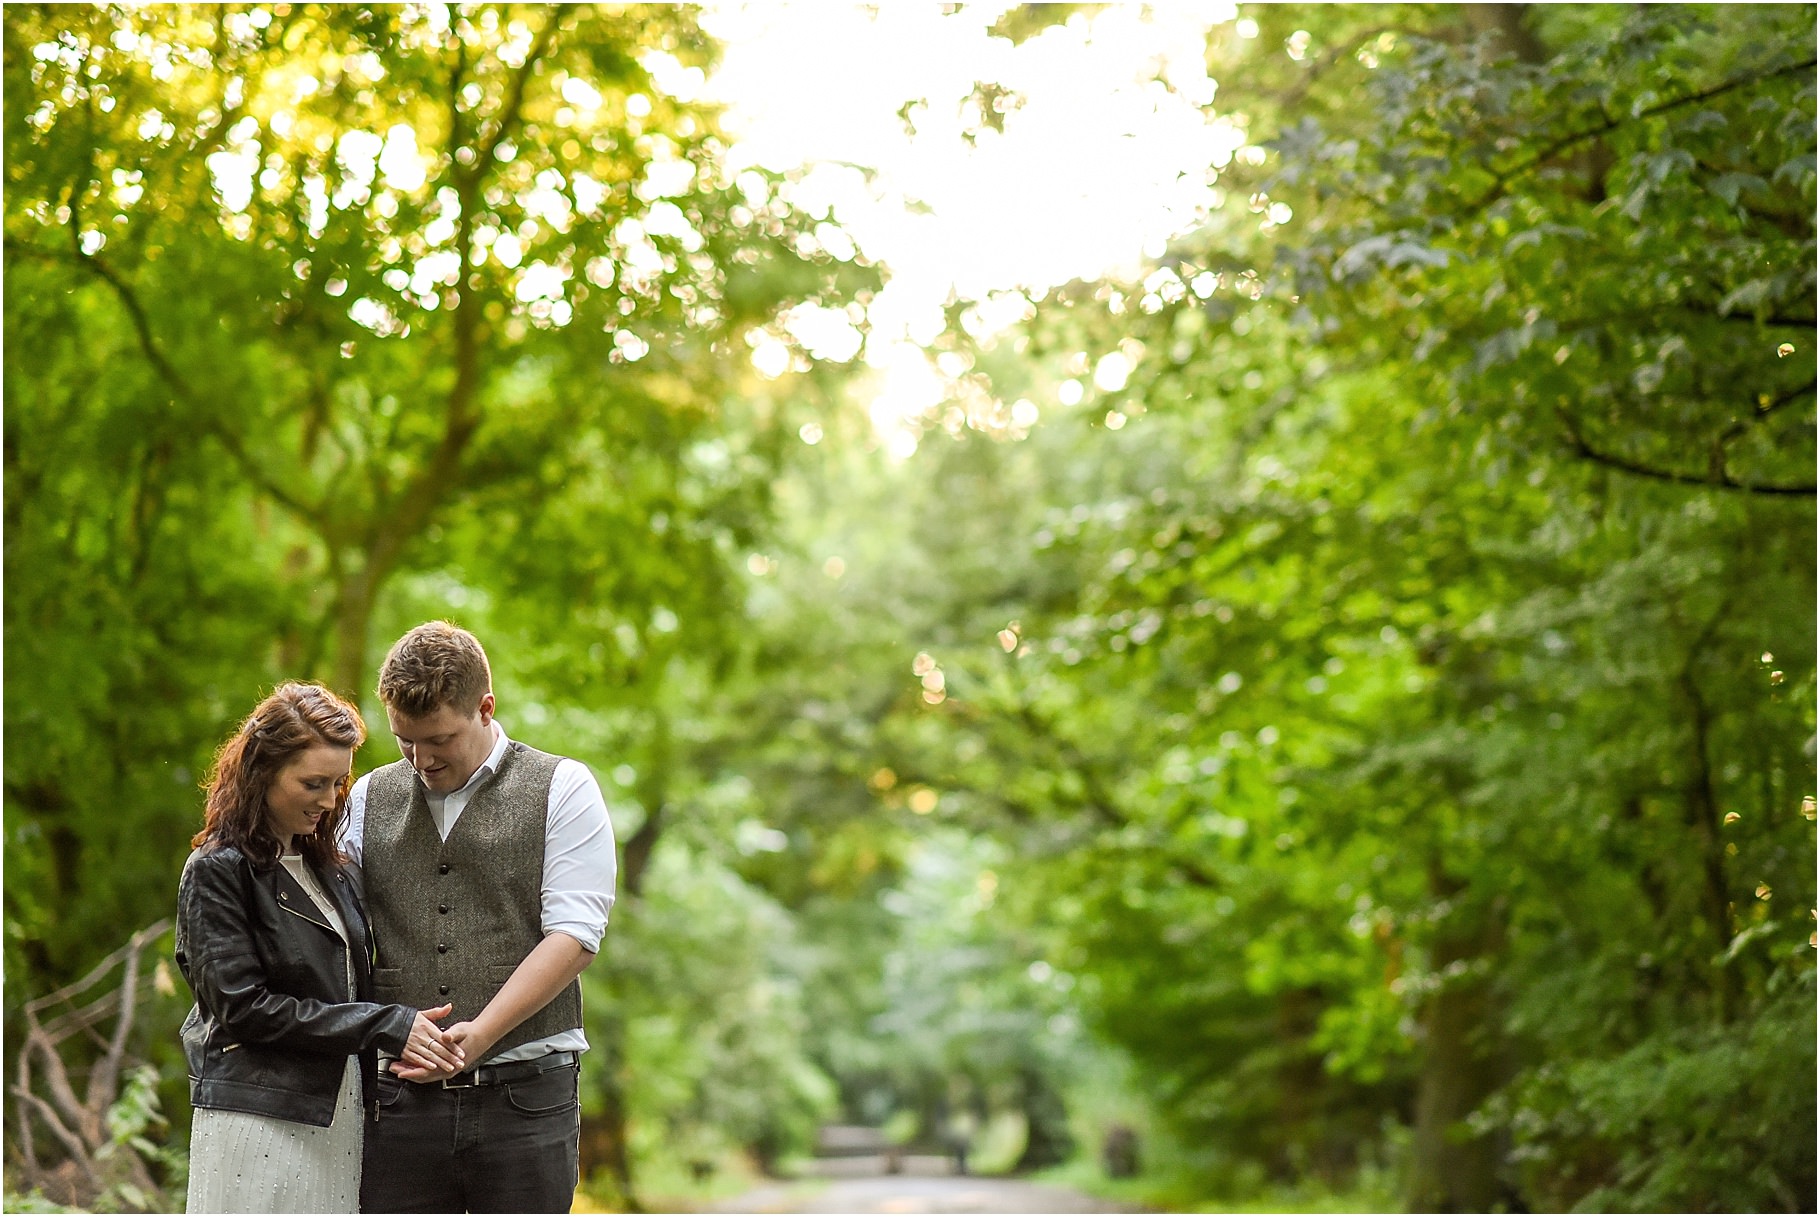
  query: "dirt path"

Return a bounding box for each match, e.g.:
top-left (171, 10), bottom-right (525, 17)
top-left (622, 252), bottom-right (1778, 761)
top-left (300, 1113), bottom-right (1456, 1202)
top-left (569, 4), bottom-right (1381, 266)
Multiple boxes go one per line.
top-left (710, 1173), bottom-right (1139, 1214)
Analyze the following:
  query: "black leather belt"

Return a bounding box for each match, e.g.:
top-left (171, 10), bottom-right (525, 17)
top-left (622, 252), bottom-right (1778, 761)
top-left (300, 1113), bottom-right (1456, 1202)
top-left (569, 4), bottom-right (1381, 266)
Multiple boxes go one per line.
top-left (440, 1049), bottom-right (579, 1090)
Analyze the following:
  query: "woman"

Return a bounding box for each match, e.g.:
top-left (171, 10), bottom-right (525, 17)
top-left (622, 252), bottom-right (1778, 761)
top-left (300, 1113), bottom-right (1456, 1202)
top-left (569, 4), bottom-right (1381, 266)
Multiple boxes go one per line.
top-left (177, 682), bottom-right (464, 1213)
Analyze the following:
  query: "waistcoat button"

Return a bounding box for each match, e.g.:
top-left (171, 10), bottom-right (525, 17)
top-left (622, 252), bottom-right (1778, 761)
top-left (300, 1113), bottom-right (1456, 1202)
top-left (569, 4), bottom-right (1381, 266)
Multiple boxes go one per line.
top-left (438, 984), bottom-right (449, 995)
top-left (439, 904), bottom-right (449, 914)
top-left (437, 943), bottom-right (448, 954)
top-left (439, 863), bottom-right (450, 874)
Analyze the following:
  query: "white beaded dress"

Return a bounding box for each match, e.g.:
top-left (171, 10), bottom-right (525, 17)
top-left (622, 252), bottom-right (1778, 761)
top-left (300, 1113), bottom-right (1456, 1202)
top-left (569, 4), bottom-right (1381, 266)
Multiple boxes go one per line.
top-left (185, 855), bottom-right (363, 1213)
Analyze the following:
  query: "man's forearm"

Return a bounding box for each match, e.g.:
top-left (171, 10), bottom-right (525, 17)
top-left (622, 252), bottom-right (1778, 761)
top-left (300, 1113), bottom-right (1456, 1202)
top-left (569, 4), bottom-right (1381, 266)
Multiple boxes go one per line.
top-left (462, 931), bottom-right (594, 1061)
top-left (392, 932), bottom-right (594, 1080)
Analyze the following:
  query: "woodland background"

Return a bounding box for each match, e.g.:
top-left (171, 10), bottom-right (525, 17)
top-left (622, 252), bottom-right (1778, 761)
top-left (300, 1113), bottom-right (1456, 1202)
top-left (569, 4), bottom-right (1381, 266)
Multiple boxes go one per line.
top-left (5, 3), bottom-right (1816, 1212)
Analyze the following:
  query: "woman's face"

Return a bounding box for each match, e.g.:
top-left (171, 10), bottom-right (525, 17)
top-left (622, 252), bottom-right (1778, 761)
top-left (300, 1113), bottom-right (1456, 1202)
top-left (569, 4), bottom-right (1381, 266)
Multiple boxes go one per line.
top-left (265, 744), bottom-right (353, 847)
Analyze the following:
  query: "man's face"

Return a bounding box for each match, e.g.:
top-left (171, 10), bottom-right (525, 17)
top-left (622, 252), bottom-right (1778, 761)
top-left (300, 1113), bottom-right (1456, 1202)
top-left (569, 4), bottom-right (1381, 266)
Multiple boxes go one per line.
top-left (386, 693), bottom-right (496, 795)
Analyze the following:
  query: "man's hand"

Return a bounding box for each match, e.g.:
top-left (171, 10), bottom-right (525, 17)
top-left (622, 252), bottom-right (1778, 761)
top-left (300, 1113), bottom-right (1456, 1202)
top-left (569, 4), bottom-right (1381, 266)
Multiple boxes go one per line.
top-left (388, 934), bottom-right (594, 1083)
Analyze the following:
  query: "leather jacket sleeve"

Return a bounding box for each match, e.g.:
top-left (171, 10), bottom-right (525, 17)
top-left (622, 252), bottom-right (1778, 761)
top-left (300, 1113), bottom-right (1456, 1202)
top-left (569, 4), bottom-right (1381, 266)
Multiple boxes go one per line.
top-left (178, 848), bottom-right (414, 1057)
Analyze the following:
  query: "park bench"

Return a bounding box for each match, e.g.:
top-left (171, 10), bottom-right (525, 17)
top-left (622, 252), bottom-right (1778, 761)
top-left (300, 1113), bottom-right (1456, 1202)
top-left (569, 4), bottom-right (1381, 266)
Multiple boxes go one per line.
top-left (813, 1125), bottom-right (905, 1175)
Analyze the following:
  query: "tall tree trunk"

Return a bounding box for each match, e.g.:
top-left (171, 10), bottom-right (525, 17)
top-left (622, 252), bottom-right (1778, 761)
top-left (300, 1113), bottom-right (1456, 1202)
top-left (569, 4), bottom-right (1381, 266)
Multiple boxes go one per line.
top-left (332, 559), bottom-right (380, 703)
top-left (1463, 4), bottom-right (1547, 62)
top-left (577, 709), bottom-right (671, 1208)
top-left (1679, 666), bottom-right (1738, 1023)
top-left (1462, 3), bottom-right (1614, 199)
top-left (1408, 888), bottom-right (1509, 1212)
top-left (1012, 1063), bottom-right (1075, 1171)
top-left (1268, 985), bottom-right (1328, 1182)
top-left (579, 1016), bottom-right (639, 1211)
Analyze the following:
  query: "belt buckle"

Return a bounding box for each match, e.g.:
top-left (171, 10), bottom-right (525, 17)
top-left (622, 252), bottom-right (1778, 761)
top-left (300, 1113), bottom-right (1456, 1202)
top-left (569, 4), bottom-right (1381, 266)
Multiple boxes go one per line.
top-left (440, 1070), bottom-right (479, 1090)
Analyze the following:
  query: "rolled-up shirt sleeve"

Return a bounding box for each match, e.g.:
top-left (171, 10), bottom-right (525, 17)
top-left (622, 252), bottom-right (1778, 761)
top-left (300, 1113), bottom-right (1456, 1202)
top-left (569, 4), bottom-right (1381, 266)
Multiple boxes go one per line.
top-left (543, 760), bottom-right (617, 952)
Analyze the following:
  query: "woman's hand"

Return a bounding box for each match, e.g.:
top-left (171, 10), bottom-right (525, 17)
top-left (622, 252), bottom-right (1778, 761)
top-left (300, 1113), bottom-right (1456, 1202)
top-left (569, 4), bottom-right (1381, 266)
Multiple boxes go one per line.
top-left (397, 1003), bottom-right (464, 1073)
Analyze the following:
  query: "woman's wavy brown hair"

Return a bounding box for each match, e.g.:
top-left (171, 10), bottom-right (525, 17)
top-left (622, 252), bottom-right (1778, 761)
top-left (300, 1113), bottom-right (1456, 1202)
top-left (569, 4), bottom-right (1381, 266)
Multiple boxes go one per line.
top-left (193, 682), bottom-right (367, 868)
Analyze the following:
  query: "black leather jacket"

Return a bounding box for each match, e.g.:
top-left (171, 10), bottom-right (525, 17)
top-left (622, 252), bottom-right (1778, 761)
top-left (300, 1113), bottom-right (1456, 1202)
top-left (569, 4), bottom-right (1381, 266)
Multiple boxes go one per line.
top-left (176, 844), bottom-right (415, 1128)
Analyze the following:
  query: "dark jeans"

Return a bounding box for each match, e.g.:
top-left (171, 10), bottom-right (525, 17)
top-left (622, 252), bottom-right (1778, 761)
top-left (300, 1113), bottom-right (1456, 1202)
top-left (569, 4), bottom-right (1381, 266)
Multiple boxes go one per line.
top-left (359, 1062), bottom-right (580, 1213)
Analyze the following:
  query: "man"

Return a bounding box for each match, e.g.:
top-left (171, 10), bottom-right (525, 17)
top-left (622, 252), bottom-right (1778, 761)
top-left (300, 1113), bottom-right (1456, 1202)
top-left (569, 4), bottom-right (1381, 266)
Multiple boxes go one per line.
top-left (341, 622), bottom-right (616, 1212)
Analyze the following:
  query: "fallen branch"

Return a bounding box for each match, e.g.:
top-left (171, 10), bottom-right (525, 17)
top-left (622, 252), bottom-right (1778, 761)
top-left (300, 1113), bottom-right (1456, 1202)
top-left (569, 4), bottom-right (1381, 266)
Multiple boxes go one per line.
top-left (8, 919), bottom-right (176, 1211)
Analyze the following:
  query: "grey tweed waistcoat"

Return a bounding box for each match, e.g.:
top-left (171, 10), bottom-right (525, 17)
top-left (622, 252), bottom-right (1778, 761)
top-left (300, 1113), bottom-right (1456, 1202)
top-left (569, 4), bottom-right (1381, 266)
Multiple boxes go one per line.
top-left (362, 742), bottom-right (582, 1057)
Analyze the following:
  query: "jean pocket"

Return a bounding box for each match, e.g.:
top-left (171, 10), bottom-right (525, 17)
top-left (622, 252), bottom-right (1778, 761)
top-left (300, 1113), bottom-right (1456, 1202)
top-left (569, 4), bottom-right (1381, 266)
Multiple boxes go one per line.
top-left (376, 1072), bottom-right (408, 1109)
top-left (503, 1065), bottom-right (578, 1118)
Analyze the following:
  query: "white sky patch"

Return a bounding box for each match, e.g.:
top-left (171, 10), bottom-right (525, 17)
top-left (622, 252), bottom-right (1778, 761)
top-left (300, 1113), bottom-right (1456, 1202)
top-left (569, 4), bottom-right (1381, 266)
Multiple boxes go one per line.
top-left (572, 172), bottom-right (608, 217)
top-left (515, 260), bottom-right (570, 303)
top-left (302, 174), bottom-right (329, 237)
top-left (560, 74), bottom-right (604, 111)
top-left (1094, 350), bottom-right (1133, 393)
top-left (411, 249), bottom-right (462, 296)
top-left (613, 216), bottom-right (666, 286)
top-left (640, 155), bottom-right (698, 201)
top-left (751, 332), bottom-right (792, 379)
top-left (379, 124), bottom-right (426, 193)
top-left (207, 146), bottom-right (258, 213)
top-left (336, 129), bottom-right (382, 187)
top-left (492, 231), bottom-right (524, 269)
top-left (642, 49), bottom-right (708, 104)
top-left (206, 115), bottom-right (262, 213)
top-left (783, 302), bottom-right (864, 363)
top-left (526, 169), bottom-right (575, 232)
top-left (702, 2), bottom-right (1230, 443)
top-left (643, 200), bottom-right (703, 251)
top-left (866, 341), bottom-right (949, 435)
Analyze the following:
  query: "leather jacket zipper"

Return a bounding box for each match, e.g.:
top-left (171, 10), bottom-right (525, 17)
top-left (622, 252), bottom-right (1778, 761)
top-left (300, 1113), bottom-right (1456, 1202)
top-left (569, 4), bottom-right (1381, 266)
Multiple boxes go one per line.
top-left (278, 901), bottom-right (332, 932)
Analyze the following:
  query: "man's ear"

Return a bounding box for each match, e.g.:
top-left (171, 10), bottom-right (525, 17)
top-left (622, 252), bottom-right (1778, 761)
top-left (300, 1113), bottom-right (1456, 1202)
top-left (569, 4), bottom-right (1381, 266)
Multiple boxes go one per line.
top-left (478, 692), bottom-right (496, 724)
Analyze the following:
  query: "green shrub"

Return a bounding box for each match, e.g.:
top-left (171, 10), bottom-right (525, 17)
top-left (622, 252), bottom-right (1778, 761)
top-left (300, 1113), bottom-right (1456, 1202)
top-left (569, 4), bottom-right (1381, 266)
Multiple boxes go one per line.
top-left (1488, 992), bottom-right (1817, 1212)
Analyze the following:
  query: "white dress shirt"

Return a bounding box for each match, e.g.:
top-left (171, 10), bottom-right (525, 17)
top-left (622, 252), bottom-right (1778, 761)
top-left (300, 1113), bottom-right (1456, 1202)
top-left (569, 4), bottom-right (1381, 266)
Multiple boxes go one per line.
top-left (342, 721), bottom-right (616, 1062)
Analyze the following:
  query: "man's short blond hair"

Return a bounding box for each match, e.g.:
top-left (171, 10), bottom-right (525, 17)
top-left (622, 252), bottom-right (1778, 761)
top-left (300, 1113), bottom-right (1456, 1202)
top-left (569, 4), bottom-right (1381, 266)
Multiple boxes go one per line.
top-left (377, 621), bottom-right (492, 718)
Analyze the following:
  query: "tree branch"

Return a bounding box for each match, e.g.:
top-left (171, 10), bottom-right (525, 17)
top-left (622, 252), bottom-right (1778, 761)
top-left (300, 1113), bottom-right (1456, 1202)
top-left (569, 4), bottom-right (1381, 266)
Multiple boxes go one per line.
top-left (25, 1029), bottom-right (94, 1145)
top-left (1750, 380), bottom-right (1814, 421)
top-left (1715, 378), bottom-right (1816, 448)
top-left (5, 238), bottom-right (325, 526)
top-left (86, 921), bottom-right (160, 1125)
top-left (1004, 703), bottom-right (1219, 888)
top-left (11, 918), bottom-right (173, 1192)
top-left (22, 921), bottom-right (170, 1018)
top-left (1472, 56), bottom-right (1818, 210)
top-left (477, 5), bottom-right (573, 169)
top-left (8, 1084), bottom-right (98, 1185)
top-left (1557, 409), bottom-right (1815, 495)
top-left (36, 990), bottom-right (124, 1045)
top-left (358, 3), bottom-right (575, 574)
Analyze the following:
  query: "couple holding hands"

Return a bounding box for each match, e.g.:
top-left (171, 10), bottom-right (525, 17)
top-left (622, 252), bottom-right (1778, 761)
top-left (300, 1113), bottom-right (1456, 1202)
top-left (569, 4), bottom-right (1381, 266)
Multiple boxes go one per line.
top-left (176, 622), bottom-right (616, 1213)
